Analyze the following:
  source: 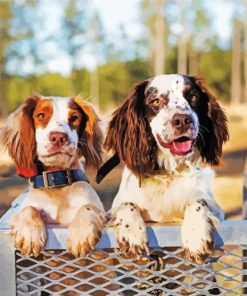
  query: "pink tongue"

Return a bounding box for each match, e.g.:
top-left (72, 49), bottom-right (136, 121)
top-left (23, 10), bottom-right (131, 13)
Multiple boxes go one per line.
top-left (172, 140), bottom-right (192, 154)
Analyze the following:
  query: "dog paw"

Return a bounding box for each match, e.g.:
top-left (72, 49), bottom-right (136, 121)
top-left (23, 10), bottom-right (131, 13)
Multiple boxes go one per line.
top-left (10, 207), bottom-right (47, 257)
top-left (181, 200), bottom-right (218, 264)
top-left (67, 205), bottom-right (105, 257)
top-left (108, 202), bottom-right (149, 260)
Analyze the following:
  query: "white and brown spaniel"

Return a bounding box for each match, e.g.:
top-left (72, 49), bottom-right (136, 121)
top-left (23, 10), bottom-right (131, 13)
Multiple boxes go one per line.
top-left (0, 96), bottom-right (105, 257)
top-left (104, 74), bottom-right (229, 263)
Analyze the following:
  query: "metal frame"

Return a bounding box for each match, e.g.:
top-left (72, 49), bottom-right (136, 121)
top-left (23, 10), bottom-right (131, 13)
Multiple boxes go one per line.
top-left (1, 188), bottom-right (247, 295)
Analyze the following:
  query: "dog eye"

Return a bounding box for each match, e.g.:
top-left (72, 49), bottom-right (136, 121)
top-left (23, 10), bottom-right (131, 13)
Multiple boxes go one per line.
top-left (150, 99), bottom-right (160, 107)
top-left (71, 114), bottom-right (79, 122)
top-left (189, 94), bottom-right (198, 106)
top-left (37, 112), bottom-right (45, 119)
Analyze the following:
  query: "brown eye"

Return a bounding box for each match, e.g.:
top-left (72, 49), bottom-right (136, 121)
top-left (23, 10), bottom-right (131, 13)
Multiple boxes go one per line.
top-left (150, 99), bottom-right (160, 107)
top-left (71, 114), bottom-right (79, 122)
top-left (37, 112), bottom-right (45, 119)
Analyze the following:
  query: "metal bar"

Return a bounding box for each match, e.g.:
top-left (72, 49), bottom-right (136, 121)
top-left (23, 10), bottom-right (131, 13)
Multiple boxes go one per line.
top-left (243, 170), bottom-right (247, 219)
top-left (0, 230), bottom-right (16, 296)
top-left (1, 218), bottom-right (247, 250)
top-left (39, 219), bottom-right (247, 249)
top-left (243, 161), bottom-right (247, 293)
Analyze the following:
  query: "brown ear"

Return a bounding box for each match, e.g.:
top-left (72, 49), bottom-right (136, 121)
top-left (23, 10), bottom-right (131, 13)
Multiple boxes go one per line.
top-left (0, 96), bottom-right (39, 168)
top-left (104, 80), bottom-right (157, 176)
top-left (193, 77), bottom-right (229, 165)
top-left (73, 98), bottom-right (103, 169)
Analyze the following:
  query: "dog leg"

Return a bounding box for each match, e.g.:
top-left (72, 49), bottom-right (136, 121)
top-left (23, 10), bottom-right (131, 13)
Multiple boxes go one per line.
top-left (9, 206), bottom-right (47, 257)
top-left (181, 199), bottom-right (220, 264)
top-left (108, 202), bottom-right (149, 260)
top-left (67, 205), bottom-right (105, 257)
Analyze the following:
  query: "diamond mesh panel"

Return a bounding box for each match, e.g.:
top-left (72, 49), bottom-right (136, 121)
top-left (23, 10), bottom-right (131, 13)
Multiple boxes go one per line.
top-left (16, 245), bottom-right (247, 296)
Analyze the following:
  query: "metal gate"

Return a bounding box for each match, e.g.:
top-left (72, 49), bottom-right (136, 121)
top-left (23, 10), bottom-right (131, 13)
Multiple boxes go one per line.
top-left (0, 180), bottom-right (247, 295)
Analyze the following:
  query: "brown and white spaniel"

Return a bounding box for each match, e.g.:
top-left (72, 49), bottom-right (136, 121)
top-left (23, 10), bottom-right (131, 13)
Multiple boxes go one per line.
top-left (0, 96), bottom-right (105, 257)
top-left (105, 74), bottom-right (229, 263)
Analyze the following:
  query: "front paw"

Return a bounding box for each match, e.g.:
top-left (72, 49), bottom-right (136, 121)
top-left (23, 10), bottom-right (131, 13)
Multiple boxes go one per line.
top-left (10, 208), bottom-right (47, 257)
top-left (67, 206), bottom-right (105, 257)
top-left (108, 202), bottom-right (149, 260)
top-left (181, 200), bottom-right (217, 264)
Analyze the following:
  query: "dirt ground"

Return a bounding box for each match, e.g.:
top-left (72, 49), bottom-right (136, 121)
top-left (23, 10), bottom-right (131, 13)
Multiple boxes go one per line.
top-left (0, 104), bottom-right (246, 219)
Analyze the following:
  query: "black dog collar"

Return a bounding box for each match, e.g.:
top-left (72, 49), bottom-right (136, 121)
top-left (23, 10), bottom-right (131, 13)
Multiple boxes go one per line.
top-left (96, 153), bottom-right (120, 184)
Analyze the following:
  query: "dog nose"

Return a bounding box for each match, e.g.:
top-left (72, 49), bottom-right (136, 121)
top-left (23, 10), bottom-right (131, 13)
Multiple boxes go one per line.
top-left (172, 114), bottom-right (193, 132)
top-left (49, 132), bottom-right (68, 148)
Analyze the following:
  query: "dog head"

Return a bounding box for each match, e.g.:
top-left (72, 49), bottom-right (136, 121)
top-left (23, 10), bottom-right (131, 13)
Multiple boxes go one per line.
top-left (0, 96), bottom-right (102, 170)
top-left (104, 74), bottom-right (229, 175)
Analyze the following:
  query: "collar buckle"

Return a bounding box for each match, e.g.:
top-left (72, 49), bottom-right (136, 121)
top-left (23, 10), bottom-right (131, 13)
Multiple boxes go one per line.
top-left (42, 170), bottom-right (72, 189)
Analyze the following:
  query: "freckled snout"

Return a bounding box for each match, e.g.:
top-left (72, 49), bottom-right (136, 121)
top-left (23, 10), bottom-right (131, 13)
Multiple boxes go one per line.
top-left (172, 114), bottom-right (193, 133)
top-left (49, 132), bottom-right (68, 149)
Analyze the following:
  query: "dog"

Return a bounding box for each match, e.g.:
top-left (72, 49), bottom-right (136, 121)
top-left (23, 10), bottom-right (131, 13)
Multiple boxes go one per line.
top-left (0, 95), bottom-right (105, 257)
top-left (104, 74), bottom-right (228, 263)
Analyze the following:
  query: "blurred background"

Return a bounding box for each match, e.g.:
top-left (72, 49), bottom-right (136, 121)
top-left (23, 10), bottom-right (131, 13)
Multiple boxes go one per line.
top-left (0, 0), bottom-right (247, 219)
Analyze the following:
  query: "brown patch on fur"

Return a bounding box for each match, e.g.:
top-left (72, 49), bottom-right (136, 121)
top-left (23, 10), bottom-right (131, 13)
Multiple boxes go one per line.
top-left (0, 95), bottom-right (40, 168)
top-left (33, 99), bottom-right (53, 128)
top-left (73, 97), bottom-right (102, 169)
top-left (145, 87), bottom-right (170, 121)
top-left (192, 77), bottom-right (229, 166)
top-left (104, 80), bottom-right (157, 176)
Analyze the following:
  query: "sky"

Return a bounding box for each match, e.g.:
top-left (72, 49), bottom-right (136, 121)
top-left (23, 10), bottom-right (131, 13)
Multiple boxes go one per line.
top-left (9, 0), bottom-right (239, 76)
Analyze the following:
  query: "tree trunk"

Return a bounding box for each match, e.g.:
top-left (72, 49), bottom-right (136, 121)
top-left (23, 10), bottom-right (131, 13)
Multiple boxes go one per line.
top-left (244, 14), bottom-right (247, 104)
top-left (188, 45), bottom-right (198, 76)
top-left (90, 69), bottom-right (99, 110)
top-left (231, 18), bottom-right (241, 105)
top-left (153, 0), bottom-right (166, 75)
top-left (177, 0), bottom-right (187, 75)
top-left (0, 2), bottom-right (11, 117)
top-left (0, 75), bottom-right (8, 117)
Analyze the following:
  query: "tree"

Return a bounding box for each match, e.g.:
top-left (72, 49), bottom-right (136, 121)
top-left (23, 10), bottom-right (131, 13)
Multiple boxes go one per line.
top-left (244, 1), bottom-right (247, 104)
top-left (231, 18), bottom-right (241, 105)
top-left (8, 1), bottom-right (44, 77)
top-left (0, 1), bottom-right (12, 117)
top-left (139, 0), bottom-right (167, 75)
top-left (153, 0), bottom-right (166, 75)
top-left (88, 12), bottom-right (105, 110)
top-left (177, 0), bottom-right (188, 74)
top-left (62, 0), bottom-right (89, 93)
top-left (188, 1), bottom-right (211, 76)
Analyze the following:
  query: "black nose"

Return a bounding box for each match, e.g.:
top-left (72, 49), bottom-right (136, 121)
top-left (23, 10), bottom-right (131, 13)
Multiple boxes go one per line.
top-left (172, 114), bottom-right (193, 132)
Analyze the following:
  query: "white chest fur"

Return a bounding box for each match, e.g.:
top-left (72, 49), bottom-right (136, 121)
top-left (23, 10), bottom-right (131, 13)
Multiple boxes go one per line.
top-left (20, 181), bottom-right (104, 225)
top-left (112, 166), bottom-right (214, 223)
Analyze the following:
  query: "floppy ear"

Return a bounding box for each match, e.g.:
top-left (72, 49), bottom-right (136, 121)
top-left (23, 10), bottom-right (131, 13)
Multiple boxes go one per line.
top-left (0, 96), bottom-right (39, 169)
top-left (193, 77), bottom-right (229, 165)
top-left (73, 97), bottom-right (103, 169)
top-left (104, 80), bottom-right (157, 176)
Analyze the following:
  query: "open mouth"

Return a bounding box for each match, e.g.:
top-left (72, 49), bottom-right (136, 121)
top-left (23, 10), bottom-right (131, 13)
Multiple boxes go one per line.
top-left (157, 135), bottom-right (194, 156)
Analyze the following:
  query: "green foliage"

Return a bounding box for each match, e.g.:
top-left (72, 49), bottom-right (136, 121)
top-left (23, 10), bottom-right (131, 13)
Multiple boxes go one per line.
top-left (0, 0), bottom-right (240, 116)
top-left (5, 60), bottom-right (150, 111)
top-left (34, 73), bottom-right (70, 97)
top-left (7, 77), bottom-right (30, 111)
top-left (199, 46), bottom-right (231, 100)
